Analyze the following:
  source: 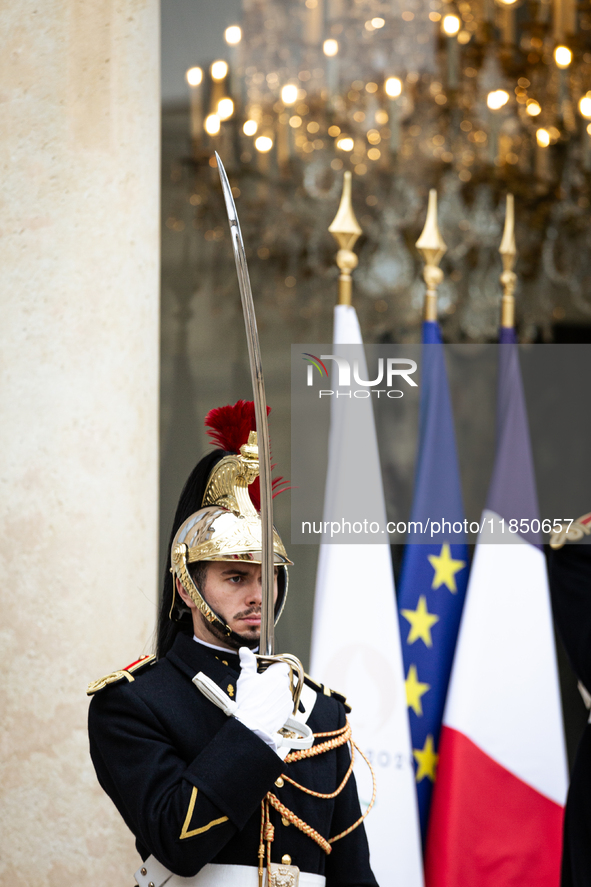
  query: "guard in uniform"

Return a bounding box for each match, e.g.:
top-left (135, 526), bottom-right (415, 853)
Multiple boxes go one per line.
top-left (88, 401), bottom-right (378, 887)
top-left (549, 513), bottom-right (591, 887)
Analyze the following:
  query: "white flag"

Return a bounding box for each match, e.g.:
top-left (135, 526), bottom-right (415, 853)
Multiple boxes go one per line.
top-left (310, 304), bottom-right (424, 887)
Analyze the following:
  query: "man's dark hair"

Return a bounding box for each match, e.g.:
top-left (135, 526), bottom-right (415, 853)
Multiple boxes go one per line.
top-left (189, 561), bottom-right (208, 595)
top-left (156, 449), bottom-right (231, 659)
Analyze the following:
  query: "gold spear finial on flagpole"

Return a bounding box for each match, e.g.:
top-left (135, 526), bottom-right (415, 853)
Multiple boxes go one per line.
top-left (499, 193), bottom-right (517, 329)
top-left (416, 189), bottom-right (447, 322)
top-left (329, 171), bottom-right (363, 306)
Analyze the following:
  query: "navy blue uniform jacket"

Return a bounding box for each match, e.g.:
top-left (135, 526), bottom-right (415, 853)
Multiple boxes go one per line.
top-left (88, 632), bottom-right (378, 885)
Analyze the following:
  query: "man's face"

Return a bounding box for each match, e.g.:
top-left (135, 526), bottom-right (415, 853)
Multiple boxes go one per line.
top-left (177, 561), bottom-right (279, 649)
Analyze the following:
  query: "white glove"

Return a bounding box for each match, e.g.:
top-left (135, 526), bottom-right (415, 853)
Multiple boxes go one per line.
top-left (233, 647), bottom-right (293, 752)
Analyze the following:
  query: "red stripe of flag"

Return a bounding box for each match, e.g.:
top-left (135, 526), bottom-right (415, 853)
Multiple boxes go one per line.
top-left (425, 726), bottom-right (563, 887)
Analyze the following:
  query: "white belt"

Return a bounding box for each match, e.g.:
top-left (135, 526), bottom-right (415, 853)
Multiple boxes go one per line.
top-left (135, 859), bottom-right (326, 887)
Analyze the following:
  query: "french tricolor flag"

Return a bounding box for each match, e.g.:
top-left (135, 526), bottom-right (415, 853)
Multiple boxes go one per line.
top-left (425, 331), bottom-right (568, 886)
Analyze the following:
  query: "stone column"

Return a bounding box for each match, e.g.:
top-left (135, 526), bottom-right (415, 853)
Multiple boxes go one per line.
top-left (0, 2), bottom-right (160, 884)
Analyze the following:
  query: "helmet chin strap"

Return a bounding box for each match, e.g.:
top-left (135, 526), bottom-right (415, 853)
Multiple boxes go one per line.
top-left (179, 563), bottom-right (288, 651)
top-left (195, 597), bottom-right (256, 650)
top-left (173, 541), bottom-right (288, 649)
top-left (198, 611), bottom-right (260, 650)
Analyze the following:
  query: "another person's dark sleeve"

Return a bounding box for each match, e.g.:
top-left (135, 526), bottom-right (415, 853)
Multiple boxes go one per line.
top-left (548, 543), bottom-right (591, 691)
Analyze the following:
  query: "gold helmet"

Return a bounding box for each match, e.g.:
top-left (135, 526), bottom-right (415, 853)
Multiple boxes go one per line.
top-left (170, 431), bottom-right (292, 641)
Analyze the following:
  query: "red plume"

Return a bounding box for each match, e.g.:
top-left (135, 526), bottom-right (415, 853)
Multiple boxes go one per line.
top-left (204, 400), bottom-right (267, 452)
top-left (204, 400), bottom-right (290, 510)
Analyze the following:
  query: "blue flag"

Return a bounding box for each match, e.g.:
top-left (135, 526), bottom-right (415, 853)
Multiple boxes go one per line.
top-left (397, 320), bottom-right (470, 843)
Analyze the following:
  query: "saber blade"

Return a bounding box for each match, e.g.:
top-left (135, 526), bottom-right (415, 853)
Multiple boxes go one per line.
top-left (216, 153), bottom-right (275, 656)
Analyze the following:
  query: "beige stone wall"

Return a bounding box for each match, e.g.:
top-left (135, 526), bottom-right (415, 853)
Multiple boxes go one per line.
top-left (0, 2), bottom-right (160, 883)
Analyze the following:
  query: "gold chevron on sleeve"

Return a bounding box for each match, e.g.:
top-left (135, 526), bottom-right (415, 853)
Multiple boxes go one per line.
top-left (179, 786), bottom-right (229, 840)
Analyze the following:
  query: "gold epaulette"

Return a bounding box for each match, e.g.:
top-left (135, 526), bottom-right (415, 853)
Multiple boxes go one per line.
top-left (549, 512), bottom-right (591, 549)
top-left (87, 653), bottom-right (156, 696)
top-left (304, 673), bottom-right (352, 713)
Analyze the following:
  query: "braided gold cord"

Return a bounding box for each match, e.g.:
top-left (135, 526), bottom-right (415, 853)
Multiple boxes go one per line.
top-left (311, 725), bottom-right (350, 739)
top-left (259, 797), bottom-right (276, 881)
top-left (258, 719), bottom-right (376, 859)
top-left (284, 722), bottom-right (351, 764)
top-left (282, 742), bottom-right (356, 799)
top-left (328, 742), bottom-right (377, 845)
top-left (267, 792), bottom-right (332, 854)
top-left (265, 798), bottom-right (274, 869)
top-left (258, 800), bottom-right (265, 887)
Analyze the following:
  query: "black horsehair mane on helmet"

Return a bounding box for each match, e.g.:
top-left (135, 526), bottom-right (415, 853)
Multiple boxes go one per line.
top-left (157, 447), bottom-right (229, 659)
top-left (156, 400), bottom-right (288, 659)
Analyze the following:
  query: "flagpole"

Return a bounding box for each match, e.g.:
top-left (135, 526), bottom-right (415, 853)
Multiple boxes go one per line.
top-left (312, 170), bottom-right (425, 887)
top-left (416, 189), bottom-right (447, 322)
top-left (499, 193), bottom-right (517, 329)
top-left (401, 187), bottom-right (470, 842)
top-left (328, 171), bottom-right (362, 305)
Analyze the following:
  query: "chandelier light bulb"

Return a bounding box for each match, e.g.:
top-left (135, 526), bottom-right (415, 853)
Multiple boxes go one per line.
top-left (255, 135), bottom-right (273, 152)
top-left (371, 17), bottom-right (385, 28)
top-left (554, 45), bottom-right (573, 68)
top-left (336, 136), bottom-right (354, 151)
top-left (243, 119), bottom-right (258, 136)
top-left (385, 77), bottom-right (403, 98)
top-left (536, 128), bottom-right (550, 147)
top-left (487, 89), bottom-right (510, 110)
top-left (186, 67), bottom-right (203, 87)
top-left (281, 84), bottom-right (299, 105)
top-left (579, 94), bottom-right (591, 118)
top-left (204, 114), bottom-right (221, 135)
top-left (323, 39), bottom-right (339, 57)
top-left (210, 60), bottom-right (229, 81)
top-left (526, 99), bottom-right (541, 116)
top-left (442, 14), bottom-right (461, 36)
top-left (496, 0), bottom-right (518, 5)
top-left (224, 25), bottom-right (242, 45)
top-left (217, 98), bottom-right (234, 120)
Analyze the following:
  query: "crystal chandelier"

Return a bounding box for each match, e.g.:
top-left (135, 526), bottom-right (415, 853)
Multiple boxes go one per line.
top-left (172, 0), bottom-right (591, 342)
